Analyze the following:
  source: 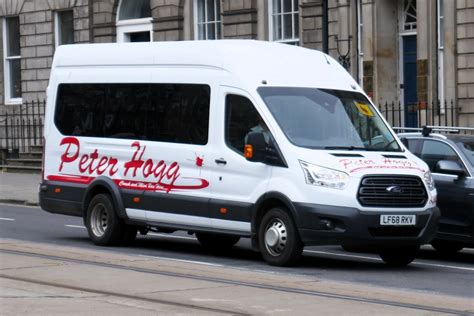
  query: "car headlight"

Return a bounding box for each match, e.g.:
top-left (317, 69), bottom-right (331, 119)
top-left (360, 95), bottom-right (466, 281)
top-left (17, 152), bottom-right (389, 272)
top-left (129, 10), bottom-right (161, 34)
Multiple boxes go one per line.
top-left (299, 160), bottom-right (349, 189)
top-left (423, 171), bottom-right (435, 191)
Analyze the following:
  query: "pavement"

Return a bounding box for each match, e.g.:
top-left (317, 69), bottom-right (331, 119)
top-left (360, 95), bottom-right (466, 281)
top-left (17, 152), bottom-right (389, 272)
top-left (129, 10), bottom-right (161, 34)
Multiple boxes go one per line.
top-left (0, 172), bottom-right (40, 206)
top-left (1, 239), bottom-right (472, 315)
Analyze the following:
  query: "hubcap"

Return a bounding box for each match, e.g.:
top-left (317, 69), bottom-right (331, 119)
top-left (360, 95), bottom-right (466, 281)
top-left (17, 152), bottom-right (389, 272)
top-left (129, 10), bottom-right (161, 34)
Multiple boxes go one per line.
top-left (264, 218), bottom-right (287, 256)
top-left (90, 203), bottom-right (108, 237)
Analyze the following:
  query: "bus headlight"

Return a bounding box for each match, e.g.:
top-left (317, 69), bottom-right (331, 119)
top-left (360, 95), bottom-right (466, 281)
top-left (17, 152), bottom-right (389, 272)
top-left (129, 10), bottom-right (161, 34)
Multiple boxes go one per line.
top-left (300, 160), bottom-right (349, 189)
top-left (424, 170), bottom-right (435, 191)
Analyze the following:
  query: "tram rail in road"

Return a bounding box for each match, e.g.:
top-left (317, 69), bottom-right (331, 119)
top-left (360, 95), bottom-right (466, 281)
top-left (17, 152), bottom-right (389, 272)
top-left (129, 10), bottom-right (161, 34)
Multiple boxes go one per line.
top-left (1, 202), bottom-right (473, 314)
top-left (0, 241), bottom-right (472, 315)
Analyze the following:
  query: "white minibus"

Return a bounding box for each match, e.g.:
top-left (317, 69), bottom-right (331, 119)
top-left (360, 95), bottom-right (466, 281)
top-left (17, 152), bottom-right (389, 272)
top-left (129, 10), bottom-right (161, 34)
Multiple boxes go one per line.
top-left (40, 41), bottom-right (439, 266)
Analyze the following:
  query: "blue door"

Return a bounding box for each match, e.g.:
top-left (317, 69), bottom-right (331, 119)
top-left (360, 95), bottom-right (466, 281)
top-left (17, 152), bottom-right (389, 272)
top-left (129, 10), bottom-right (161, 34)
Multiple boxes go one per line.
top-left (403, 35), bottom-right (417, 127)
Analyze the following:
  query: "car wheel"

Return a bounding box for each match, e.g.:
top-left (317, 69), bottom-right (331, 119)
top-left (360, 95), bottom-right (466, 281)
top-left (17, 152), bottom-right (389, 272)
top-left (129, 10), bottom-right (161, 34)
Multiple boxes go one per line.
top-left (85, 193), bottom-right (127, 246)
top-left (431, 240), bottom-right (464, 254)
top-left (196, 232), bottom-right (240, 251)
top-left (258, 207), bottom-right (303, 266)
top-left (378, 245), bottom-right (419, 266)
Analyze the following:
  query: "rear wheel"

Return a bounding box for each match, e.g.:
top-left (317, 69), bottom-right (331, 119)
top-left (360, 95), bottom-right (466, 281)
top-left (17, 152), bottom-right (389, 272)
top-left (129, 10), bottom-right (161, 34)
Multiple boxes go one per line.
top-left (85, 194), bottom-right (128, 246)
top-left (196, 232), bottom-right (240, 251)
top-left (258, 207), bottom-right (303, 266)
top-left (378, 245), bottom-right (419, 266)
top-left (431, 240), bottom-right (464, 254)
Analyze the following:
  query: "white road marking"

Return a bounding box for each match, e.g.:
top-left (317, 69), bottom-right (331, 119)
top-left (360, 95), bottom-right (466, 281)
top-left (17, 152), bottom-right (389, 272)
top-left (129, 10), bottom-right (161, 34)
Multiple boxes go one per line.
top-left (0, 203), bottom-right (39, 209)
top-left (138, 254), bottom-right (223, 267)
top-left (412, 261), bottom-right (474, 272)
top-left (65, 225), bottom-right (86, 229)
top-left (305, 250), bottom-right (381, 261)
top-left (0, 217), bottom-right (15, 221)
top-left (304, 250), bottom-right (474, 271)
top-left (147, 232), bottom-right (196, 241)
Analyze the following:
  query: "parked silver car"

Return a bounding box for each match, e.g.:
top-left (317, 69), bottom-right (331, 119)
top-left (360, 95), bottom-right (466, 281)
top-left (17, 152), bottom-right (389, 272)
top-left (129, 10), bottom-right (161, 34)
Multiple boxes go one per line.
top-left (398, 128), bottom-right (474, 254)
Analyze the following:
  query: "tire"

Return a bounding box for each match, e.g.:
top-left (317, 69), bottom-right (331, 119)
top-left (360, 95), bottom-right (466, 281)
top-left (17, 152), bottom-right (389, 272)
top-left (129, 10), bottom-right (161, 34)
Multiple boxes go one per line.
top-left (122, 226), bottom-right (138, 244)
top-left (196, 232), bottom-right (240, 251)
top-left (378, 245), bottom-right (419, 266)
top-left (431, 240), bottom-right (464, 254)
top-left (258, 207), bottom-right (303, 266)
top-left (85, 193), bottom-right (127, 246)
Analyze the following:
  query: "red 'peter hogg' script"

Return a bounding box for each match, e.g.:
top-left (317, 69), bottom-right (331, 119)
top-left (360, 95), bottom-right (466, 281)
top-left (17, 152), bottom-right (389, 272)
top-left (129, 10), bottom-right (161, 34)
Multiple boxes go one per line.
top-left (51, 137), bottom-right (209, 192)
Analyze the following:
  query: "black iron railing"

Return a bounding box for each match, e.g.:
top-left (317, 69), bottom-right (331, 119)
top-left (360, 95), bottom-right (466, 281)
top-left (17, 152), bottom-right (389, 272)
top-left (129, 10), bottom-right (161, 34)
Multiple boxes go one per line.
top-left (0, 100), bottom-right (45, 158)
top-left (378, 100), bottom-right (459, 131)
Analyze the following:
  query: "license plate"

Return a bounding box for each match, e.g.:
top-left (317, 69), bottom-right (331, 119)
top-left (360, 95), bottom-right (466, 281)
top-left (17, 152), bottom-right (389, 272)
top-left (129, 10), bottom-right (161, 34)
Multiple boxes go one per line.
top-left (380, 215), bottom-right (416, 226)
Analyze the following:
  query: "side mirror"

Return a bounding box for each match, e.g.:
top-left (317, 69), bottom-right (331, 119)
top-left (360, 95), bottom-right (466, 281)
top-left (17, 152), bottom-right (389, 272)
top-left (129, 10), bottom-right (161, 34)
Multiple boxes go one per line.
top-left (244, 132), bottom-right (266, 162)
top-left (244, 132), bottom-right (287, 167)
top-left (436, 160), bottom-right (465, 177)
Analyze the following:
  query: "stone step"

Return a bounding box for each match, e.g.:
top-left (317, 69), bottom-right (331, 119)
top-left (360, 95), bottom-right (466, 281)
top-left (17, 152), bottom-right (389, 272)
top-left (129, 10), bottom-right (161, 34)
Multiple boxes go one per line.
top-left (19, 152), bottom-right (43, 159)
top-left (30, 145), bottom-right (44, 153)
top-left (0, 165), bottom-right (41, 174)
top-left (5, 158), bottom-right (42, 167)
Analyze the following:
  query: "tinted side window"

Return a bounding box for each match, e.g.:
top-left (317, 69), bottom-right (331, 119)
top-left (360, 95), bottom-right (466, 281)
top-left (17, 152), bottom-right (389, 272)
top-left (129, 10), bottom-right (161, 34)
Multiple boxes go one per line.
top-left (225, 94), bottom-right (270, 155)
top-left (54, 83), bottom-right (210, 145)
top-left (403, 138), bottom-right (423, 157)
top-left (421, 140), bottom-right (461, 172)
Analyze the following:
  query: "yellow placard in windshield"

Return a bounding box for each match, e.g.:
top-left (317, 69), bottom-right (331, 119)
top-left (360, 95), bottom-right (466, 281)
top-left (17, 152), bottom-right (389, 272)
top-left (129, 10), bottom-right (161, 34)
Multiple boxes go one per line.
top-left (355, 101), bottom-right (374, 117)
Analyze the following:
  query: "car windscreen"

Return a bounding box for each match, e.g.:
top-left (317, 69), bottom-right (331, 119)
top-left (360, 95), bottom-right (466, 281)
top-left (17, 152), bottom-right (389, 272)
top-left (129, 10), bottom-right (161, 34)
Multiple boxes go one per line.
top-left (257, 87), bottom-right (401, 151)
top-left (456, 140), bottom-right (474, 167)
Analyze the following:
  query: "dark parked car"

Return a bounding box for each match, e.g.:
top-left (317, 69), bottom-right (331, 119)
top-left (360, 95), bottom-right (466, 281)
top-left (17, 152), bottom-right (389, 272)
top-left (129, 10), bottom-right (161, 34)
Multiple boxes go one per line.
top-left (398, 129), bottom-right (474, 253)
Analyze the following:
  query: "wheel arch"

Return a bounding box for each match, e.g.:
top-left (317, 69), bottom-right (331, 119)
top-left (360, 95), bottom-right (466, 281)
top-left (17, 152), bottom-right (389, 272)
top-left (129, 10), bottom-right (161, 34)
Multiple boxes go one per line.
top-left (250, 192), bottom-right (299, 249)
top-left (82, 177), bottom-right (128, 220)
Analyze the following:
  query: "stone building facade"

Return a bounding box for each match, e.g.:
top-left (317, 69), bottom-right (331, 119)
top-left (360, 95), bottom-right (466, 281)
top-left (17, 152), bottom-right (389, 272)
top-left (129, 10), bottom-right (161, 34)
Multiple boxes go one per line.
top-left (1, 0), bottom-right (473, 127)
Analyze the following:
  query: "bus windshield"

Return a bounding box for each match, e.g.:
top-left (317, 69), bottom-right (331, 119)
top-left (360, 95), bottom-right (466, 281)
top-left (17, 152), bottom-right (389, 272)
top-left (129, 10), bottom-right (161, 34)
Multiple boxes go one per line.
top-left (258, 87), bottom-right (401, 152)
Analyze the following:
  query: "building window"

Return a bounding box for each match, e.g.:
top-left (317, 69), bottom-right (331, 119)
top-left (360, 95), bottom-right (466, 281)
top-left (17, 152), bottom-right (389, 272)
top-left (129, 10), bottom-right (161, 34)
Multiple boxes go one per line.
top-left (270, 0), bottom-right (299, 45)
top-left (116, 0), bottom-right (152, 43)
top-left (55, 10), bottom-right (74, 46)
top-left (402, 0), bottom-right (417, 31)
top-left (437, 0), bottom-right (445, 109)
top-left (195, 0), bottom-right (221, 40)
top-left (3, 16), bottom-right (22, 103)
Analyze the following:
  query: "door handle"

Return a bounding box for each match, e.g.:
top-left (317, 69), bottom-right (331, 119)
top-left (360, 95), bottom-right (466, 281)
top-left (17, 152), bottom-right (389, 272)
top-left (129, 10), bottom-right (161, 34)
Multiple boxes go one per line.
top-left (215, 158), bottom-right (227, 165)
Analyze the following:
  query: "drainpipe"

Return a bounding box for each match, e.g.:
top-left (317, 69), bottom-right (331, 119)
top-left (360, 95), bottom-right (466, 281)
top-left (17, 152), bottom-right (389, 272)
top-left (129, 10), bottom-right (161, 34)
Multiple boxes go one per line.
top-left (323, 0), bottom-right (328, 53)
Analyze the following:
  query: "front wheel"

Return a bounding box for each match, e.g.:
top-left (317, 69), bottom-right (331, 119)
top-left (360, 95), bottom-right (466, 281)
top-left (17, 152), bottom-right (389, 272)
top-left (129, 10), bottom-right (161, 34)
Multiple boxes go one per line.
top-left (258, 208), bottom-right (303, 266)
top-left (378, 245), bottom-right (419, 266)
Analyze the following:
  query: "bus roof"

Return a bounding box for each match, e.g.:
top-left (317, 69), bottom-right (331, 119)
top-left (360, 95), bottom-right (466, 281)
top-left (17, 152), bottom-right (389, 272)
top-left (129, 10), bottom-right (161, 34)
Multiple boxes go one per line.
top-left (52, 40), bottom-right (360, 91)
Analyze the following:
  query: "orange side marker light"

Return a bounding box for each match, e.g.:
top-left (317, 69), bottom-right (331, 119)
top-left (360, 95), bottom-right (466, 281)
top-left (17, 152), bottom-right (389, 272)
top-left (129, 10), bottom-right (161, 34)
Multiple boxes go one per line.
top-left (133, 197), bottom-right (140, 203)
top-left (54, 188), bottom-right (61, 193)
top-left (219, 207), bottom-right (228, 214)
top-left (244, 144), bottom-right (253, 159)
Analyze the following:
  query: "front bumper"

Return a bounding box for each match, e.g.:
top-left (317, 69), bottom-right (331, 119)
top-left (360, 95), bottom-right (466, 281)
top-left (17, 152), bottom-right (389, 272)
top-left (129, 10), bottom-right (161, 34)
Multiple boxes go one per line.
top-left (294, 203), bottom-right (440, 247)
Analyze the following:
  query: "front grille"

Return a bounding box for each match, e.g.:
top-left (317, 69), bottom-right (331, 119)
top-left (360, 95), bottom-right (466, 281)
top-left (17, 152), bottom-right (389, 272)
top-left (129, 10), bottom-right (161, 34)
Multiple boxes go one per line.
top-left (368, 227), bottom-right (421, 237)
top-left (357, 175), bottom-right (428, 208)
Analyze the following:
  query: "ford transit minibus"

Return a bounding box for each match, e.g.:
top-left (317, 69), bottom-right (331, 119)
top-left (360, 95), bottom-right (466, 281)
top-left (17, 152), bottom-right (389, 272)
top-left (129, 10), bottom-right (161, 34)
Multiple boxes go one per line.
top-left (40, 40), bottom-right (439, 266)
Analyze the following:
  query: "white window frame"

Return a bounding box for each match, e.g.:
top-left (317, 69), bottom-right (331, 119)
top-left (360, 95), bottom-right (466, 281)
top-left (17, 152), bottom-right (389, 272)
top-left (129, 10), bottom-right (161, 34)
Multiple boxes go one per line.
top-left (3, 17), bottom-right (22, 104)
top-left (194, 0), bottom-right (222, 40)
top-left (116, 0), bottom-right (152, 43)
top-left (54, 10), bottom-right (74, 47)
top-left (402, 0), bottom-right (417, 32)
top-left (437, 0), bottom-right (445, 113)
top-left (268, 0), bottom-right (300, 45)
top-left (116, 18), bottom-right (153, 43)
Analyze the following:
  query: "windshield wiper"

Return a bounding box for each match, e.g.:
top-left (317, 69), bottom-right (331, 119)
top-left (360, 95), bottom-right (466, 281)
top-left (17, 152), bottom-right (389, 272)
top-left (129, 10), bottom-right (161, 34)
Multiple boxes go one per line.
top-left (324, 146), bottom-right (368, 151)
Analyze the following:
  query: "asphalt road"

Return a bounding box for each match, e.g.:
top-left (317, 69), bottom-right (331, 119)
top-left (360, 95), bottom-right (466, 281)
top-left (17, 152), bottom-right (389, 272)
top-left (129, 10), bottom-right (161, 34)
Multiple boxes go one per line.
top-left (1, 203), bottom-right (473, 299)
